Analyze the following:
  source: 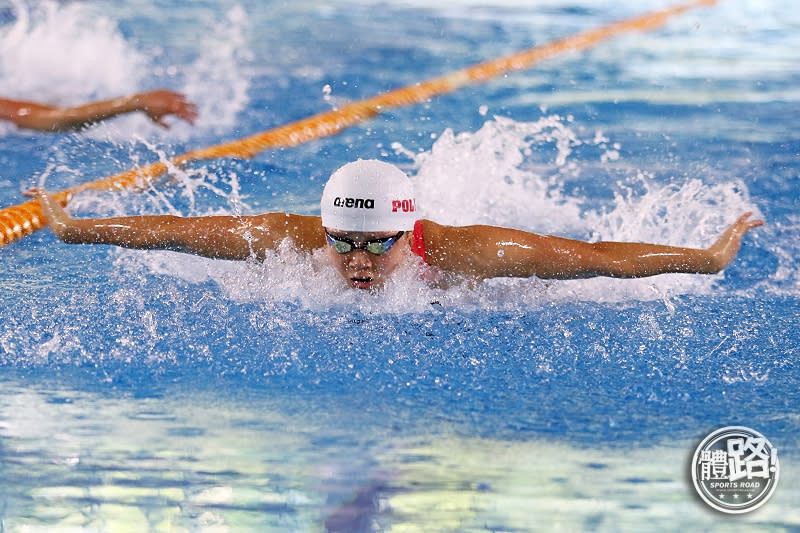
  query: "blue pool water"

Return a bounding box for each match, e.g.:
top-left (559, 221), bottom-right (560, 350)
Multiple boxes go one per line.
top-left (0, 1), bottom-right (798, 531)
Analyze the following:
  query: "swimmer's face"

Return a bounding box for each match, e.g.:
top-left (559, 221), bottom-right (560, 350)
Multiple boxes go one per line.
top-left (324, 229), bottom-right (409, 290)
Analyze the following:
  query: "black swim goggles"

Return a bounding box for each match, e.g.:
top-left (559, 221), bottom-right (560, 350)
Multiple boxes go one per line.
top-left (325, 231), bottom-right (405, 255)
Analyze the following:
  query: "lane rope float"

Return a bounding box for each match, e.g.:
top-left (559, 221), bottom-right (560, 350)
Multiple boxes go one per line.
top-left (0, 0), bottom-right (716, 247)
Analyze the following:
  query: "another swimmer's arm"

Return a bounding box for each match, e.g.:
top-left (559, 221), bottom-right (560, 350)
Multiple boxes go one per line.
top-left (0, 98), bottom-right (59, 131)
top-left (422, 213), bottom-right (763, 280)
top-left (36, 190), bottom-right (324, 260)
top-left (0, 91), bottom-right (197, 132)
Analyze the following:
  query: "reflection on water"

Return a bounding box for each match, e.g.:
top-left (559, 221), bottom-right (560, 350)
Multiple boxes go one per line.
top-left (0, 377), bottom-right (797, 532)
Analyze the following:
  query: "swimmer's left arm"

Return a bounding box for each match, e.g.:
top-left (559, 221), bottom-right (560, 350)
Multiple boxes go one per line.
top-left (422, 213), bottom-right (763, 280)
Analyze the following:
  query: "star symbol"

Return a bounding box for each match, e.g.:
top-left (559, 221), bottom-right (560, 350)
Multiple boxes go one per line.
top-left (718, 494), bottom-right (725, 499)
top-left (747, 493), bottom-right (753, 499)
top-left (733, 494), bottom-right (739, 499)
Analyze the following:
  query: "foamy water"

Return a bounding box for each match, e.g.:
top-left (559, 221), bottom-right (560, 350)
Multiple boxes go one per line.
top-left (0, 0), bottom-right (145, 102)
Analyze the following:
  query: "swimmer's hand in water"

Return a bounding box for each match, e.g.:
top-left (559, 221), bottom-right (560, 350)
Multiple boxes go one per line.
top-left (29, 188), bottom-right (76, 241)
top-left (132, 89), bottom-right (198, 129)
top-left (705, 211), bottom-right (764, 273)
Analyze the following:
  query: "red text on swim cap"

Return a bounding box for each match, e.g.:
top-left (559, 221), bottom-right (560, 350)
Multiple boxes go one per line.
top-left (391, 199), bottom-right (416, 213)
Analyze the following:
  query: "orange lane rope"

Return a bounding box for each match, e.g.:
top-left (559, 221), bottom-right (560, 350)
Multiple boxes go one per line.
top-left (0, 0), bottom-right (715, 247)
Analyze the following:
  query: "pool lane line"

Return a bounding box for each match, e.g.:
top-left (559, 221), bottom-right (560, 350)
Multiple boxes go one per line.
top-left (0, 0), bottom-right (716, 248)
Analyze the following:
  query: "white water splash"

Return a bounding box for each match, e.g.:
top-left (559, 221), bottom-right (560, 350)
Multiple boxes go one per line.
top-left (180, 4), bottom-right (253, 136)
top-left (402, 115), bottom-right (588, 235)
top-left (84, 4), bottom-right (254, 142)
top-left (0, 0), bottom-right (146, 104)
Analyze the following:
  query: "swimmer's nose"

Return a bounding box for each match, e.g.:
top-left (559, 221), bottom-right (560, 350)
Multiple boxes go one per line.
top-left (347, 249), bottom-right (373, 268)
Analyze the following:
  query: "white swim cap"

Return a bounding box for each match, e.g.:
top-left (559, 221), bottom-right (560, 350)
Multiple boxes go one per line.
top-left (320, 160), bottom-right (417, 232)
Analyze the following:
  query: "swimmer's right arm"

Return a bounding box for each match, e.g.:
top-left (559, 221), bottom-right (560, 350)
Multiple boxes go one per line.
top-left (35, 190), bottom-right (325, 260)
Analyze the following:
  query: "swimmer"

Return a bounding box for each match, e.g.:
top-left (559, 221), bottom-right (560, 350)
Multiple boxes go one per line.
top-left (1, 89), bottom-right (198, 132)
top-left (32, 159), bottom-right (763, 290)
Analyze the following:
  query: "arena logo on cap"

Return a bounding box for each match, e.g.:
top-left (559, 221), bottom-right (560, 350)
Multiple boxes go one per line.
top-left (333, 197), bottom-right (374, 209)
top-left (391, 199), bottom-right (415, 213)
top-left (691, 425), bottom-right (779, 514)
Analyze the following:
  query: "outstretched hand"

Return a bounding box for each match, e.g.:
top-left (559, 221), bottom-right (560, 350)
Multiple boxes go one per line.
top-left (706, 211), bottom-right (764, 272)
top-left (134, 89), bottom-right (198, 128)
top-left (27, 187), bottom-right (73, 240)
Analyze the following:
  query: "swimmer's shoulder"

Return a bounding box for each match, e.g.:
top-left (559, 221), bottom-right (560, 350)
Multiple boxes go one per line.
top-left (417, 218), bottom-right (463, 246)
top-left (415, 219), bottom-right (454, 264)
